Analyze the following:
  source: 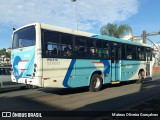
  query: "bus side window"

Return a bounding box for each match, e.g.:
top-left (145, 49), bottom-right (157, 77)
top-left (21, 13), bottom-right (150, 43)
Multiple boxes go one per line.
top-left (75, 36), bottom-right (86, 58)
top-left (47, 43), bottom-right (58, 55)
top-left (85, 48), bottom-right (92, 56)
top-left (61, 33), bottom-right (73, 57)
top-left (103, 41), bottom-right (109, 59)
top-left (121, 44), bottom-right (126, 59)
top-left (78, 47), bottom-right (85, 56)
top-left (95, 39), bottom-right (103, 58)
top-left (63, 45), bottom-right (72, 57)
top-left (126, 45), bottom-right (133, 59)
top-left (137, 47), bottom-right (146, 60)
top-left (132, 46), bottom-right (137, 60)
top-left (86, 38), bottom-right (95, 58)
top-left (43, 30), bottom-right (60, 57)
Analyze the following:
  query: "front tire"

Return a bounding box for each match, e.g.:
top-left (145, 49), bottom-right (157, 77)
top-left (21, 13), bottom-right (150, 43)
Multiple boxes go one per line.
top-left (137, 71), bottom-right (145, 83)
top-left (89, 74), bottom-right (103, 92)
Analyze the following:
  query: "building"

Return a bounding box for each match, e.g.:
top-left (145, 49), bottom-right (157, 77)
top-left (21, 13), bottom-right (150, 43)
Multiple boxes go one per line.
top-left (6, 48), bottom-right (11, 53)
top-left (0, 48), bottom-right (11, 65)
top-left (122, 33), bottom-right (143, 43)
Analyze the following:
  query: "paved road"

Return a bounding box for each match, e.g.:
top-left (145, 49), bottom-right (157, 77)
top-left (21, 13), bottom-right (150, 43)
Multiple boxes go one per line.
top-left (0, 75), bottom-right (160, 114)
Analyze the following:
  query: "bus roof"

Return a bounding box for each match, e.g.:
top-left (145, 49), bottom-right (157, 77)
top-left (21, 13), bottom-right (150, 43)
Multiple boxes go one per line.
top-left (40, 23), bottom-right (150, 47)
top-left (40, 23), bottom-right (95, 37)
top-left (93, 35), bottom-right (148, 47)
top-left (15, 22), bottom-right (150, 48)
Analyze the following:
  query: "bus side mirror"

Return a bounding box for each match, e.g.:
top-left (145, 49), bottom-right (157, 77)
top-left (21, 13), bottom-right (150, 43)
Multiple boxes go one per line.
top-left (13, 28), bottom-right (16, 31)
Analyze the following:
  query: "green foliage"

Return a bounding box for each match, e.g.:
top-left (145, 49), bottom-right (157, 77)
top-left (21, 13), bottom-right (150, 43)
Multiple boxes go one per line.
top-left (0, 48), bottom-right (6, 56)
top-left (0, 48), bottom-right (11, 58)
top-left (100, 23), bottom-right (132, 38)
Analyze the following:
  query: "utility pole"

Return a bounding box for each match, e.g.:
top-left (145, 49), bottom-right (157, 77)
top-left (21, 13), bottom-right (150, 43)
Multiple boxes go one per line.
top-left (71, 0), bottom-right (78, 30)
top-left (142, 30), bottom-right (160, 44)
top-left (142, 30), bottom-right (146, 43)
top-left (146, 31), bottom-right (160, 36)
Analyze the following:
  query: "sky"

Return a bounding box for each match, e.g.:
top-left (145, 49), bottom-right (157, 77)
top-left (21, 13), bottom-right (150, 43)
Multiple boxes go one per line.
top-left (0, 0), bottom-right (160, 49)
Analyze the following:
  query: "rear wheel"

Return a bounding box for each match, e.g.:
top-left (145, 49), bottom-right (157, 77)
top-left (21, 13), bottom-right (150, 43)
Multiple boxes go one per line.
top-left (89, 74), bottom-right (103, 92)
top-left (27, 84), bottom-right (38, 89)
top-left (137, 71), bottom-right (145, 83)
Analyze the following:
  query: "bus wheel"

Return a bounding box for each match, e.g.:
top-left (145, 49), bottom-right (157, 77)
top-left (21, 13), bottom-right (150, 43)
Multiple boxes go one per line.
top-left (89, 74), bottom-right (103, 92)
top-left (27, 85), bottom-right (38, 89)
top-left (137, 71), bottom-right (145, 83)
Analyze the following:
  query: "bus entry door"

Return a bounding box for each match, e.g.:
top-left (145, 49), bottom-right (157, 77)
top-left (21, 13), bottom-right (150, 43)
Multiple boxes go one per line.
top-left (111, 47), bottom-right (121, 82)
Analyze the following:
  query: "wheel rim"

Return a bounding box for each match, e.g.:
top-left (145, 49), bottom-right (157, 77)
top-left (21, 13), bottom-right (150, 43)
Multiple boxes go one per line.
top-left (138, 74), bottom-right (142, 80)
top-left (139, 71), bottom-right (144, 80)
top-left (94, 78), bottom-right (101, 88)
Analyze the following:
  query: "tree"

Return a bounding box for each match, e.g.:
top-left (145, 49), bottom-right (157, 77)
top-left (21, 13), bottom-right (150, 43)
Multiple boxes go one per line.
top-left (0, 48), bottom-right (6, 56)
top-left (100, 23), bottom-right (132, 38)
top-left (0, 48), bottom-right (11, 59)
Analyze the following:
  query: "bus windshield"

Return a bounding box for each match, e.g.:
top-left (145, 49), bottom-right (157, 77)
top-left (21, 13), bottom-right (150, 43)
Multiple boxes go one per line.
top-left (12, 26), bottom-right (36, 49)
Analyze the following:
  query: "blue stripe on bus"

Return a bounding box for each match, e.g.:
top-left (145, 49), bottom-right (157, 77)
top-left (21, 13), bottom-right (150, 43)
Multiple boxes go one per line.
top-left (63, 59), bottom-right (76, 88)
top-left (100, 60), bottom-right (110, 74)
top-left (13, 56), bottom-right (23, 80)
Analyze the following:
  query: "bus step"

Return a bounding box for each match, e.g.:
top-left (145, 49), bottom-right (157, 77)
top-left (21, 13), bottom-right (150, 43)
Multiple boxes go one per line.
top-left (111, 81), bottom-right (120, 84)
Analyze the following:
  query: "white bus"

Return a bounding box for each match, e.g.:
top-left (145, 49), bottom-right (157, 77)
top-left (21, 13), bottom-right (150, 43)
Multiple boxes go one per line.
top-left (11, 23), bottom-right (153, 92)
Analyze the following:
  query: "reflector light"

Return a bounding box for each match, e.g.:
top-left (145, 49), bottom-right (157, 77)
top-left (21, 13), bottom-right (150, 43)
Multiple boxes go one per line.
top-left (33, 73), bottom-right (35, 77)
top-left (34, 63), bottom-right (37, 68)
top-left (53, 80), bottom-right (57, 82)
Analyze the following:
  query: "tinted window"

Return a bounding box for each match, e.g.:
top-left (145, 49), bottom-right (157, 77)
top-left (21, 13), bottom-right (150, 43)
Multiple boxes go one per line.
top-left (121, 44), bottom-right (126, 59)
top-left (42, 30), bottom-right (74, 58)
top-left (13, 26), bottom-right (36, 49)
top-left (42, 30), bottom-right (60, 57)
top-left (103, 41), bottom-right (110, 59)
top-left (75, 36), bottom-right (86, 57)
top-left (126, 45), bottom-right (133, 59)
top-left (137, 47), bottom-right (146, 60)
top-left (86, 38), bottom-right (96, 58)
top-left (61, 34), bottom-right (73, 57)
top-left (96, 40), bottom-right (103, 58)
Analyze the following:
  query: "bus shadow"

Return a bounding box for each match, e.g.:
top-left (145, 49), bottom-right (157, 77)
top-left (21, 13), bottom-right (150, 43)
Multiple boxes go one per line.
top-left (38, 80), bottom-right (137, 95)
top-left (0, 78), bottom-right (159, 119)
top-left (74, 79), bottom-right (160, 112)
top-left (38, 86), bottom-right (89, 95)
top-left (38, 79), bottom-right (152, 96)
top-left (0, 96), bottom-right (63, 111)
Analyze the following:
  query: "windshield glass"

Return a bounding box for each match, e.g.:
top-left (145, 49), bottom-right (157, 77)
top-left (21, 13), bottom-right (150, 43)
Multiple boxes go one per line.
top-left (12, 26), bottom-right (36, 49)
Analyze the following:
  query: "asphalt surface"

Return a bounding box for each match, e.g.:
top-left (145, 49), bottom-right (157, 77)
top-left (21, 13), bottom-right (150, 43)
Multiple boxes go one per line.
top-left (95, 74), bottom-right (160, 120)
top-left (0, 74), bottom-right (160, 120)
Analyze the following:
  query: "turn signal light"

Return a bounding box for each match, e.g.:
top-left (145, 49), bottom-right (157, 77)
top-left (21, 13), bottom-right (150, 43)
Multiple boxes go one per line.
top-left (53, 80), bottom-right (57, 82)
top-left (34, 63), bottom-right (37, 68)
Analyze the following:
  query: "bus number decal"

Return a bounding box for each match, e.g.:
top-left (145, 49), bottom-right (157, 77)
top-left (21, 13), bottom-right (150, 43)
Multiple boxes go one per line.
top-left (47, 59), bottom-right (60, 65)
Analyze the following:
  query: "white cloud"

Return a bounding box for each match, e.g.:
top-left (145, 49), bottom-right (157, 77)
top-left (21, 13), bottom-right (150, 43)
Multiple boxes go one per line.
top-left (0, 0), bottom-right (139, 33)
